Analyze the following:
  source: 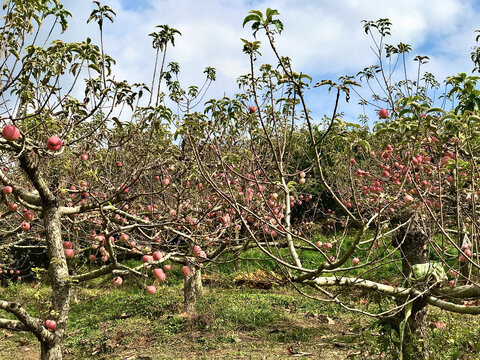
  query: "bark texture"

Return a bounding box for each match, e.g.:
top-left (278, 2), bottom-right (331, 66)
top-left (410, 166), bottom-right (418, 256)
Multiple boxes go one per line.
top-left (40, 206), bottom-right (72, 359)
top-left (391, 209), bottom-right (430, 360)
top-left (183, 265), bottom-right (203, 313)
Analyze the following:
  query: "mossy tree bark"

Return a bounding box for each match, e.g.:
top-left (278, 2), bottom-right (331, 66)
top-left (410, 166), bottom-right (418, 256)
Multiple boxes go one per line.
top-left (391, 209), bottom-right (430, 360)
top-left (183, 264), bottom-right (203, 313)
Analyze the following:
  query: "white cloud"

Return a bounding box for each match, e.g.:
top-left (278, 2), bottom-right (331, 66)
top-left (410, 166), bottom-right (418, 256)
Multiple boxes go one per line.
top-left (56, 0), bottom-right (480, 123)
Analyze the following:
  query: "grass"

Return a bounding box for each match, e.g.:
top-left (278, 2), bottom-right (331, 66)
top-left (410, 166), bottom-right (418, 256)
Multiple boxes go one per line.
top-left (0, 278), bottom-right (376, 359)
top-left (2, 276), bottom-right (480, 359)
top-left (2, 242), bottom-right (480, 359)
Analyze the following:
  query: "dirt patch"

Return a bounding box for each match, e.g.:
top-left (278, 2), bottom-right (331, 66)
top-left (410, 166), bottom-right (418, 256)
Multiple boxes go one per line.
top-left (0, 332), bottom-right (41, 360)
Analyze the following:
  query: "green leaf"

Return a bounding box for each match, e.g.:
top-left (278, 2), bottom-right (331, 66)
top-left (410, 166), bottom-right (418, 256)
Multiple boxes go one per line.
top-left (265, 8), bottom-right (280, 19)
top-left (88, 63), bottom-right (101, 73)
top-left (300, 73), bottom-right (312, 82)
top-left (470, 115), bottom-right (480, 123)
top-left (249, 10), bottom-right (264, 18)
top-left (426, 107), bottom-right (445, 114)
top-left (272, 19), bottom-right (284, 33)
top-left (356, 140), bottom-right (371, 151)
top-left (243, 14), bottom-right (261, 28)
top-left (314, 79), bottom-right (335, 88)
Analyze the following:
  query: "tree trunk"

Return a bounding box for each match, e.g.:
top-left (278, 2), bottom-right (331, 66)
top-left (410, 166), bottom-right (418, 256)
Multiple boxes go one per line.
top-left (41, 340), bottom-right (63, 360)
top-left (18, 150), bottom-right (72, 360)
top-left (183, 265), bottom-right (203, 313)
top-left (391, 209), bottom-right (430, 359)
top-left (42, 206), bottom-right (72, 360)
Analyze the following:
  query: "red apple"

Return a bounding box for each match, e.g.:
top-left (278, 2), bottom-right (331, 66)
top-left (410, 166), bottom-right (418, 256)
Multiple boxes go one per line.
top-left (2, 125), bottom-right (20, 141)
top-left (146, 285), bottom-right (156, 294)
top-left (352, 257), bottom-right (360, 265)
top-left (112, 277), bottom-right (123, 286)
top-left (198, 251), bottom-right (207, 262)
top-left (80, 154), bottom-right (88, 161)
top-left (45, 319), bottom-right (57, 332)
top-left (181, 265), bottom-right (191, 277)
top-left (379, 109), bottom-right (389, 119)
top-left (21, 221), bottom-right (30, 231)
top-left (162, 177), bottom-right (170, 186)
top-left (192, 245), bottom-right (202, 255)
top-left (89, 254), bottom-right (96, 261)
top-left (7, 202), bottom-right (17, 211)
top-left (63, 241), bottom-right (73, 249)
top-left (152, 251), bottom-right (163, 261)
top-left (46, 136), bottom-right (62, 151)
top-left (64, 249), bottom-right (75, 259)
top-left (298, 178), bottom-right (305, 184)
top-left (153, 268), bottom-right (166, 281)
top-left (404, 195), bottom-right (414, 203)
top-left (115, 161), bottom-right (122, 167)
top-left (248, 105), bottom-right (257, 113)
top-left (3, 186), bottom-right (12, 194)
top-left (23, 211), bottom-right (34, 221)
top-left (324, 242), bottom-right (332, 250)
top-left (119, 233), bottom-right (130, 242)
top-left (164, 264), bottom-right (172, 271)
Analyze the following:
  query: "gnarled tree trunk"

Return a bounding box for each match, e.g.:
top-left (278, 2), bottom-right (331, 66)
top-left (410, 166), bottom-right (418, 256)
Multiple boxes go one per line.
top-left (391, 209), bottom-right (430, 360)
top-left (41, 205), bottom-right (72, 360)
top-left (40, 341), bottom-right (63, 360)
top-left (183, 264), bottom-right (203, 313)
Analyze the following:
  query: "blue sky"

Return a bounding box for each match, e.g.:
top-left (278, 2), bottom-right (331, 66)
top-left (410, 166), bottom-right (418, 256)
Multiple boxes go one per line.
top-left (58, 0), bottom-right (480, 124)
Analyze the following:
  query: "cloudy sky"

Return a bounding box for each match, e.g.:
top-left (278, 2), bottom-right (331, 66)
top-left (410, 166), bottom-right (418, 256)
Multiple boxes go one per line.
top-left (55, 0), bottom-right (480, 124)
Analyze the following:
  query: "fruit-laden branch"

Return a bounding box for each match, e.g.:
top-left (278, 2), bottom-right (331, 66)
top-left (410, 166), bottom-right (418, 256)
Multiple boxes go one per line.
top-left (187, 135), bottom-right (310, 274)
top-left (0, 166), bottom-right (42, 206)
top-left (68, 263), bottom-right (117, 283)
top-left (303, 276), bottom-right (480, 315)
top-left (129, 252), bottom-right (180, 272)
top-left (0, 300), bottom-right (53, 341)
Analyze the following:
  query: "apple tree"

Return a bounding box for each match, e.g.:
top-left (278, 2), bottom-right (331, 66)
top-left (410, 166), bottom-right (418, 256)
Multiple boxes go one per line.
top-left (0, 1), bottom-right (221, 358)
top-left (186, 10), bottom-right (480, 359)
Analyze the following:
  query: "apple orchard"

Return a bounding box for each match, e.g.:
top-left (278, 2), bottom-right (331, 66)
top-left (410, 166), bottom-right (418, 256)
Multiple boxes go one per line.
top-left (1, 2), bottom-right (480, 359)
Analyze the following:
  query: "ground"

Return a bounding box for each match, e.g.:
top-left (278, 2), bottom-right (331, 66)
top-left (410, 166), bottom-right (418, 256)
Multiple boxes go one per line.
top-left (1, 269), bottom-right (479, 359)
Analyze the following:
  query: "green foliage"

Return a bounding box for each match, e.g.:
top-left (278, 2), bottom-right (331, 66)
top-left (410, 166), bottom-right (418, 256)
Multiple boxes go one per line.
top-left (148, 24), bottom-right (182, 50)
top-left (87, 1), bottom-right (116, 27)
top-left (242, 8), bottom-right (283, 37)
top-left (362, 18), bottom-right (392, 37)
